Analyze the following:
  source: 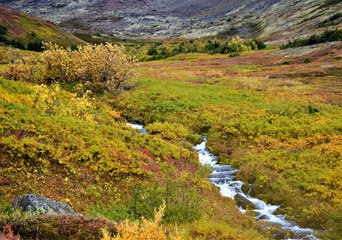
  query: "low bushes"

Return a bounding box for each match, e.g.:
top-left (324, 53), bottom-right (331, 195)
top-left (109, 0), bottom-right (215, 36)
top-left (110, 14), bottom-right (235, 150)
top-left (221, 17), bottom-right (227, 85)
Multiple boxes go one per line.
top-left (283, 29), bottom-right (342, 48)
top-left (102, 205), bottom-right (168, 240)
top-left (88, 164), bottom-right (204, 224)
top-left (146, 122), bottom-right (189, 141)
top-left (204, 37), bottom-right (265, 56)
top-left (114, 55), bottom-right (342, 238)
top-left (2, 42), bottom-right (138, 95)
top-left (0, 214), bottom-right (117, 240)
top-left (146, 37), bottom-right (267, 60)
top-left (0, 23), bottom-right (43, 52)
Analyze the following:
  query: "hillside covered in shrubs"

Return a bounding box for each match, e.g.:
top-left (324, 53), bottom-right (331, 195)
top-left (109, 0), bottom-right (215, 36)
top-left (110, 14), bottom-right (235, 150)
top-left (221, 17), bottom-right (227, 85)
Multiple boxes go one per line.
top-left (0, 0), bottom-right (341, 238)
top-left (0, 6), bottom-right (83, 51)
top-left (0, 43), bottom-right (270, 239)
top-left (0, 38), bottom-right (341, 238)
top-left (283, 29), bottom-right (342, 48)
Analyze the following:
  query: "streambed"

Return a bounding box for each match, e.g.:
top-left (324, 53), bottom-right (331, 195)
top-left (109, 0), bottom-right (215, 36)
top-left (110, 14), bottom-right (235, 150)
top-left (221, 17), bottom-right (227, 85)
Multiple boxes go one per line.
top-left (128, 123), bottom-right (319, 240)
top-left (194, 137), bottom-right (319, 240)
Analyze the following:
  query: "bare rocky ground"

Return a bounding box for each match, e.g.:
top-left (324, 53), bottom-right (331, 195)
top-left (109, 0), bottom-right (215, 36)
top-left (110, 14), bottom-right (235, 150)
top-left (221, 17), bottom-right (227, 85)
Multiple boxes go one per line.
top-left (1, 0), bottom-right (341, 41)
top-left (270, 41), bottom-right (342, 57)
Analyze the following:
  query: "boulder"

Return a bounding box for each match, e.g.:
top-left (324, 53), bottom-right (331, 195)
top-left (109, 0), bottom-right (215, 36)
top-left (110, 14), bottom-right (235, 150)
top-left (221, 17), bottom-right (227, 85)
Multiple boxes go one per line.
top-left (234, 193), bottom-right (257, 209)
top-left (12, 194), bottom-right (77, 215)
top-left (271, 229), bottom-right (293, 240)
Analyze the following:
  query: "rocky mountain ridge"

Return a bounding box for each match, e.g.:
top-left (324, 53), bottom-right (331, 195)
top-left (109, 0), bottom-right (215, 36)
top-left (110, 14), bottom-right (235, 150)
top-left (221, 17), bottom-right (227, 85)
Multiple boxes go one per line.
top-left (1, 0), bottom-right (341, 41)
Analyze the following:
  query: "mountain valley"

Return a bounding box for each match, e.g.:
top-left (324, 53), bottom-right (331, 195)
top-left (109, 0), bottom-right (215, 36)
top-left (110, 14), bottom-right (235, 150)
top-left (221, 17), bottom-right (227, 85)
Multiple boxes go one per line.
top-left (1, 0), bottom-right (341, 42)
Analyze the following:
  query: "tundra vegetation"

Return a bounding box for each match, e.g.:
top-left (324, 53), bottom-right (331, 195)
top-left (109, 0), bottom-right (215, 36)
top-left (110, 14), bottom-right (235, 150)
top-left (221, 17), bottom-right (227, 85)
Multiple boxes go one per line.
top-left (0, 7), bottom-right (83, 51)
top-left (144, 37), bottom-right (266, 60)
top-left (0, 34), bottom-right (341, 240)
top-left (283, 29), bottom-right (342, 48)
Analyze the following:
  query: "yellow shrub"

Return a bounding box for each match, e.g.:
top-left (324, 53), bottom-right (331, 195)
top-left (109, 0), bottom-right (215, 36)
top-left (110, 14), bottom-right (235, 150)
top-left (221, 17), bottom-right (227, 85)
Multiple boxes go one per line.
top-left (0, 47), bottom-right (22, 64)
top-left (41, 42), bottom-right (138, 94)
top-left (74, 43), bottom-right (138, 94)
top-left (2, 42), bottom-right (138, 95)
top-left (40, 43), bottom-right (75, 83)
top-left (102, 204), bottom-right (167, 240)
top-left (106, 109), bottom-right (121, 120)
top-left (146, 122), bottom-right (189, 141)
top-left (3, 55), bottom-right (42, 82)
top-left (31, 83), bottom-right (92, 117)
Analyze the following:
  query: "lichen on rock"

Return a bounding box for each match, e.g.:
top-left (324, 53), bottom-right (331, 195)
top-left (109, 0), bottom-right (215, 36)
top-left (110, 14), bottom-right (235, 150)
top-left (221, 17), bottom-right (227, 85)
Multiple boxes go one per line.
top-left (12, 194), bottom-right (77, 215)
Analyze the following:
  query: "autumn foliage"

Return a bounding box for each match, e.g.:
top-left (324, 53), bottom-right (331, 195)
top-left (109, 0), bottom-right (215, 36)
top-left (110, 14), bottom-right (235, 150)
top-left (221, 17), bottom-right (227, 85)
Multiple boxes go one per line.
top-left (0, 35), bottom-right (340, 239)
top-left (3, 43), bottom-right (138, 94)
top-left (0, 225), bottom-right (20, 240)
top-left (102, 205), bottom-right (168, 240)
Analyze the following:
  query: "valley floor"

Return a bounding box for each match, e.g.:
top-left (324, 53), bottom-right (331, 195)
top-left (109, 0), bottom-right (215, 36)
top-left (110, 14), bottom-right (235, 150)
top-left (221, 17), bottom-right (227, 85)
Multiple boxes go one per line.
top-left (0, 42), bottom-right (341, 239)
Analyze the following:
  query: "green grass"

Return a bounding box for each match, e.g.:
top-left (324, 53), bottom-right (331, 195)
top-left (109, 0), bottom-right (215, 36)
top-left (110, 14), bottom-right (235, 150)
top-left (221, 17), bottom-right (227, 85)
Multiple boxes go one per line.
top-left (1, 42), bottom-right (341, 239)
top-left (0, 76), bottom-right (268, 239)
top-left (114, 51), bottom-right (342, 239)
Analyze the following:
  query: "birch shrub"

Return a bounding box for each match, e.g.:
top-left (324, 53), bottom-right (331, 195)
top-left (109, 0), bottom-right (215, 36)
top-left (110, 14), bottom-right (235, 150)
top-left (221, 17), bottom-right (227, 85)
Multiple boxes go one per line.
top-left (74, 44), bottom-right (138, 94)
top-left (3, 55), bottom-right (42, 82)
top-left (3, 43), bottom-right (138, 94)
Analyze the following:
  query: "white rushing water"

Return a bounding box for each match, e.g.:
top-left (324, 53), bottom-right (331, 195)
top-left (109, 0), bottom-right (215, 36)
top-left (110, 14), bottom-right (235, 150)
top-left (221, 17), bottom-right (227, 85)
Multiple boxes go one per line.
top-left (127, 123), bottom-right (319, 240)
top-left (194, 137), bottom-right (319, 240)
top-left (126, 122), bottom-right (148, 133)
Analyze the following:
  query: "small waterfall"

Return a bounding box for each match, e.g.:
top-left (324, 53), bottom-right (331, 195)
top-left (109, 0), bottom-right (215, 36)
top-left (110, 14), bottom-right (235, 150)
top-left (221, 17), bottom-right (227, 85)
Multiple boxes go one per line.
top-left (126, 122), bottom-right (148, 133)
top-left (194, 137), bottom-right (319, 240)
top-left (127, 123), bottom-right (320, 240)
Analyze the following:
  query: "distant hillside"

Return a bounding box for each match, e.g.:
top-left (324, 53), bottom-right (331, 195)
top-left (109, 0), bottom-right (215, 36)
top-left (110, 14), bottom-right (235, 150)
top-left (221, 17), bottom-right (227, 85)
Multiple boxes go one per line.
top-left (1, 0), bottom-right (341, 42)
top-left (0, 6), bottom-right (83, 50)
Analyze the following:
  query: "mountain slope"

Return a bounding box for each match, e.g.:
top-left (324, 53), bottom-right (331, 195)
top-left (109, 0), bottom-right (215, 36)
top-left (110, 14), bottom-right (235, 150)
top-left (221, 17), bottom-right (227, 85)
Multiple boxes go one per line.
top-left (0, 6), bottom-right (83, 49)
top-left (1, 0), bottom-right (341, 41)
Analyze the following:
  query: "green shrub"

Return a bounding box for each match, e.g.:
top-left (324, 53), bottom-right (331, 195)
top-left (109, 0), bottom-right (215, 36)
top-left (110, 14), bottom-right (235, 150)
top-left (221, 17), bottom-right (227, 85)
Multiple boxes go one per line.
top-left (322, 0), bottom-right (342, 7)
top-left (27, 40), bottom-right (43, 52)
top-left (227, 37), bottom-right (252, 57)
top-left (87, 204), bottom-right (131, 222)
top-left (128, 184), bottom-right (165, 220)
top-left (144, 37), bottom-right (262, 61)
top-left (204, 37), bottom-right (252, 56)
top-left (303, 58), bottom-right (314, 64)
top-left (251, 38), bottom-right (267, 50)
top-left (204, 39), bottom-right (222, 53)
top-left (128, 176), bottom-right (202, 223)
top-left (89, 170), bottom-right (202, 224)
top-left (146, 122), bottom-right (189, 141)
top-left (147, 45), bottom-right (158, 56)
top-left (317, 13), bottom-right (342, 27)
top-left (0, 24), bottom-right (8, 35)
top-left (283, 29), bottom-right (342, 48)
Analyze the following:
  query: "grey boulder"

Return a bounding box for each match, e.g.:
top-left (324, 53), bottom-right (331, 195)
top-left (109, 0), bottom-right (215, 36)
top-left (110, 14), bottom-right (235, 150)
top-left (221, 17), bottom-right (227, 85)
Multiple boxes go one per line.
top-left (12, 194), bottom-right (77, 215)
top-left (234, 193), bottom-right (257, 209)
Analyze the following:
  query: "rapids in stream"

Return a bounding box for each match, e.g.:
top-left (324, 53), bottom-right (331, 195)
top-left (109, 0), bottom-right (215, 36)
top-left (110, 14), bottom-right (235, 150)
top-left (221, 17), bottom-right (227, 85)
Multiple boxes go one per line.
top-left (194, 137), bottom-right (319, 240)
top-left (128, 123), bottom-right (319, 240)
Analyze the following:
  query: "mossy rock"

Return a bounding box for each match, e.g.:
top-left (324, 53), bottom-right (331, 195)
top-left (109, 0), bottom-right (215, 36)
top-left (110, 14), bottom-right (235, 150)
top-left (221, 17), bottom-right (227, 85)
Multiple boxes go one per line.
top-left (234, 193), bottom-right (257, 209)
top-left (12, 194), bottom-right (77, 215)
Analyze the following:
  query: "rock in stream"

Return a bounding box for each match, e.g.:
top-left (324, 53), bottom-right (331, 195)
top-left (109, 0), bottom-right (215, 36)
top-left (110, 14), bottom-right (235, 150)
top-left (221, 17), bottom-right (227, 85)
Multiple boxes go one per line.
top-left (234, 193), bottom-right (257, 209)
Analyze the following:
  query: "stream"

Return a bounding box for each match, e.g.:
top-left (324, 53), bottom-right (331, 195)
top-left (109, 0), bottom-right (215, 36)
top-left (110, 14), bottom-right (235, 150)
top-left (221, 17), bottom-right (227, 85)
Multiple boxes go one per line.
top-left (194, 137), bottom-right (319, 240)
top-left (128, 123), bottom-right (319, 240)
